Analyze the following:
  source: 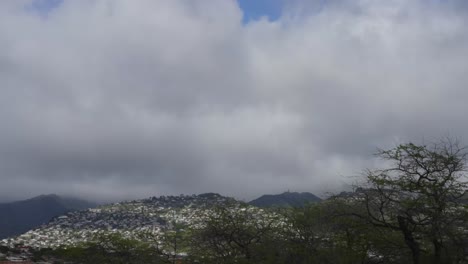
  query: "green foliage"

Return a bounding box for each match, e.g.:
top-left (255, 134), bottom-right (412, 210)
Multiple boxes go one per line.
top-left (158, 222), bottom-right (191, 263)
top-left (26, 140), bottom-right (468, 264)
top-left (360, 140), bottom-right (468, 264)
top-left (187, 140), bottom-right (468, 264)
top-left (51, 232), bottom-right (171, 264)
top-left (189, 203), bottom-right (284, 263)
top-left (276, 200), bottom-right (405, 264)
top-left (0, 245), bottom-right (8, 254)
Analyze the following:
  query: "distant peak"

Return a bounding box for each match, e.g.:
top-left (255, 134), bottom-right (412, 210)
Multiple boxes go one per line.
top-left (198, 193), bottom-right (222, 198)
top-left (249, 191), bottom-right (322, 208)
top-left (30, 194), bottom-right (60, 200)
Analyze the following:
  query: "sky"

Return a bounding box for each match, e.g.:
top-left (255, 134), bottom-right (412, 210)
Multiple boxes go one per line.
top-left (1, 0), bottom-right (468, 202)
top-left (238, 0), bottom-right (284, 22)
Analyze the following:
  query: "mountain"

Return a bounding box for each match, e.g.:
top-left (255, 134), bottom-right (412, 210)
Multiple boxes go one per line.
top-left (249, 191), bottom-right (322, 208)
top-left (0, 193), bottom-right (268, 249)
top-left (0, 194), bottom-right (96, 239)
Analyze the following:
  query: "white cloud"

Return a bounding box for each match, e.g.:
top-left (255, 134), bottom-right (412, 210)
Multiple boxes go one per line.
top-left (1, 0), bottom-right (468, 201)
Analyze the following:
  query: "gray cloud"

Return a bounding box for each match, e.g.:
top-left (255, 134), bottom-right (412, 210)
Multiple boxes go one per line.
top-left (1, 0), bottom-right (468, 202)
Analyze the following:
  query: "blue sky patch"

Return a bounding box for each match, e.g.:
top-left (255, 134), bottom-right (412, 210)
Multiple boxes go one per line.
top-left (27, 0), bottom-right (63, 16)
top-left (237, 0), bottom-right (285, 23)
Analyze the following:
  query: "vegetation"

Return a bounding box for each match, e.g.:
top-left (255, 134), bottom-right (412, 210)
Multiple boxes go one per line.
top-left (53, 233), bottom-right (171, 264)
top-left (357, 140), bottom-right (468, 263)
top-left (29, 141), bottom-right (468, 263)
top-left (248, 192), bottom-right (322, 208)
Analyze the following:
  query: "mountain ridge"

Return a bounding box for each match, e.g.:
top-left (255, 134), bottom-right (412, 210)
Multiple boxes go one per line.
top-left (0, 193), bottom-right (255, 249)
top-left (249, 191), bottom-right (322, 208)
top-left (0, 194), bottom-right (96, 239)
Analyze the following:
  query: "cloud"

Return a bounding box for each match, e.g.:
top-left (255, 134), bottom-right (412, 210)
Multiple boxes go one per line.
top-left (1, 0), bottom-right (468, 201)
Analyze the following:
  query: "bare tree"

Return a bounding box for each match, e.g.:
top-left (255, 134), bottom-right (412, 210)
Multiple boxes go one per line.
top-left (190, 203), bottom-right (282, 263)
top-left (358, 139), bottom-right (468, 264)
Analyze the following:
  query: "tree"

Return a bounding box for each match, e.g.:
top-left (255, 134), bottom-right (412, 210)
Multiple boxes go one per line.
top-left (53, 232), bottom-right (171, 264)
top-left (358, 140), bottom-right (468, 264)
top-left (281, 200), bottom-right (404, 264)
top-left (161, 221), bottom-right (188, 264)
top-left (189, 203), bottom-right (283, 263)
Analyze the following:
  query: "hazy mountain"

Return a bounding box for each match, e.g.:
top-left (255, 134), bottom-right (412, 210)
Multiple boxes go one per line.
top-left (249, 191), bottom-right (322, 208)
top-left (0, 194), bottom-right (96, 239)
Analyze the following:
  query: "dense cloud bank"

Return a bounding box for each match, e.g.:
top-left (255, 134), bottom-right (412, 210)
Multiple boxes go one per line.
top-left (1, 0), bottom-right (468, 201)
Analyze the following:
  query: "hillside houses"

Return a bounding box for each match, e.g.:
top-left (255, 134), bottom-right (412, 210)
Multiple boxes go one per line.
top-left (0, 193), bottom-right (270, 250)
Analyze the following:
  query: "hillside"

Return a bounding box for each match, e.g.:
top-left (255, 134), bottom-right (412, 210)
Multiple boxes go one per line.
top-left (0, 193), bottom-right (269, 249)
top-left (249, 191), bottom-right (322, 208)
top-left (0, 194), bottom-right (96, 239)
